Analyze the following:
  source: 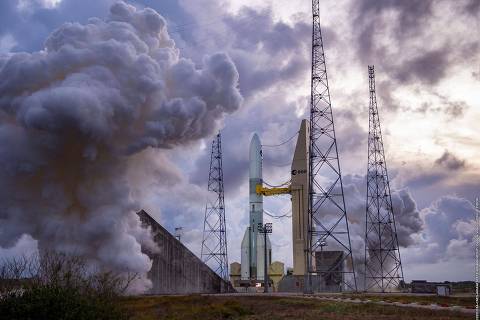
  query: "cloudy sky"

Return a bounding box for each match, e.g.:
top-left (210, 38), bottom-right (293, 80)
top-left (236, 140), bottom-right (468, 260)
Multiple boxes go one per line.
top-left (0, 0), bottom-right (479, 285)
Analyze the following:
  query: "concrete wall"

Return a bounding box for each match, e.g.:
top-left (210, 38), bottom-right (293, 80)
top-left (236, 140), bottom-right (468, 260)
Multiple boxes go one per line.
top-left (138, 210), bottom-right (233, 294)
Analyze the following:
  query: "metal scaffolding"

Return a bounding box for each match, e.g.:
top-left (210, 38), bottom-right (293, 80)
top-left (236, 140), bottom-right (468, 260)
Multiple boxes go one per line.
top-left (306, 0), bottom-right (357, 292)
top-left (364, 65), bottom-right (404, 292)
top-left (201, 132), bottom-right (229, 280)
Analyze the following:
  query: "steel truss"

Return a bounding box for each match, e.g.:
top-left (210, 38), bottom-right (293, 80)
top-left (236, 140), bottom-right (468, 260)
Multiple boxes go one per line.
top-left (306, 0), bottom-right (357, 292)
top-left (201, 133), bottom-right (229, 280)
top-left (364, 66), bottom-right (404, 292)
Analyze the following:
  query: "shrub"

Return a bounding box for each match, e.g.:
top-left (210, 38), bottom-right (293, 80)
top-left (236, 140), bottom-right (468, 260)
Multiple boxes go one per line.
top-left (0, 252), bottom-right (136, 320)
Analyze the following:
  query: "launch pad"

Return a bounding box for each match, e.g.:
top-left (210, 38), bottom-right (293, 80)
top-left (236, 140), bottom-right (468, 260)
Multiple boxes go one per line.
top-left (233, 117), bottom-right (357, 293)
top-left (238, 120), bottom-right (310, 290)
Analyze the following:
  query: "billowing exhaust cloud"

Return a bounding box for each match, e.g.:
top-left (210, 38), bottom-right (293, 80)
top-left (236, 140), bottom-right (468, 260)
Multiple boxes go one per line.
top-left (0, 1), bottom-right (242, 291)
top-left (341, 174), bottom-right (423, 289)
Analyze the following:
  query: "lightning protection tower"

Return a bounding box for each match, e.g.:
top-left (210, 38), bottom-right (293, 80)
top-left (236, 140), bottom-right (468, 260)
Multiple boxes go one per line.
top-left (364, 65), bottom-right (404, 292)
top-left (306, 0), bottom-right (357, 292)
top-left (201, 132), bottom-right (229, 280)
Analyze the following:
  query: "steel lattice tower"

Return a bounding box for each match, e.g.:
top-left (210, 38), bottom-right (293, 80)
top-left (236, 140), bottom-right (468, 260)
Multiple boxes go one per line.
top-left (364, 66), bottom-right (404, 292)
top-left (201, 133), bottom-right (229, 280)
top-left (306, 0), bottom-right (357, 292)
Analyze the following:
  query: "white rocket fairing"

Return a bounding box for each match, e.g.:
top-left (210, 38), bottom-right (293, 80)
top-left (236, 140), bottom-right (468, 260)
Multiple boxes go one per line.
top-left (241, 133), bottom-right (271, 281)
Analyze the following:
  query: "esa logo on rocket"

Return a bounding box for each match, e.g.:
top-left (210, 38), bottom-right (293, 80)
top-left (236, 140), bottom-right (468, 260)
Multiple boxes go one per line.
top-left (291, 169), bottom-right (307, 175)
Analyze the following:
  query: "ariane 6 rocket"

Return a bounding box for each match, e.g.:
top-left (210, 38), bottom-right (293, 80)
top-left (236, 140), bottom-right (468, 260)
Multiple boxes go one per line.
top-left (241, 133), bottom-right (271, 281)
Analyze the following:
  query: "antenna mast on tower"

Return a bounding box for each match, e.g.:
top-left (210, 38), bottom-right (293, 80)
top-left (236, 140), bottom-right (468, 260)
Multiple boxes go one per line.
top-left (201, 132), bottom-right (229, 280)
top-left (307, 0), bottom-right (357, 292)
top-left (364, 65), bottom-right (404, 292)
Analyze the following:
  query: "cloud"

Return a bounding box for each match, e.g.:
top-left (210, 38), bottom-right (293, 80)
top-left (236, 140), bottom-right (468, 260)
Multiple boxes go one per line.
top-left (174, 1), bottom-right (476, 281)
top-left (339, 174), bottom-right (423, 288)
top-left (222, 7), bottom-right (310, 98)
top-left (0, 0), bottom-right (478, 285)
top-left (182, 4), bottom-right (313, 199)
top-left (414, 98), bottom-right (468, 119)
top-left (391, 189), bottom-right (424, 247)
top-left (444, 101), bottom-right (467, 118)
top-left (0, 234), bottom-right (38, 261)
top-left (407, 195), bottom-right (477, 264)
top-left (137, 0), bottom-right (479, 284)
top-left (0, 1), bottom-right (242, 291)
top-left (353, 0), bottom-right (435, 65)
top-left (0, 0), bottom-right (198, 53)
top-left (435, 150), bottom-right (466, 170)
top-left (342, 174), bottom-right (423, 249)
top-left (464, 0), bottom-right (480, 15)
top-left (397, 159), bottom-right (479, 211)
top-left (335, 109), bottom-right (367, 155)
top-left (350, 0), bottom-right (479, 117)
top-left (139, 4), bottom-right (315, 270)
top-left (394, 48), bottom-right (450, 85)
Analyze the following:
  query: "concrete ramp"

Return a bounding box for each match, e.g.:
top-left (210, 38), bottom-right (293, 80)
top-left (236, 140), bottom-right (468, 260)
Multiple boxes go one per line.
top-left (138, 210), bottom-right (234, 294)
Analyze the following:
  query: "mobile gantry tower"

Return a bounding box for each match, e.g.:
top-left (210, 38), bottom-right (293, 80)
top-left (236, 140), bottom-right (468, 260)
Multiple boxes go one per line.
top-left (305, 0), bottom-right (357, 292)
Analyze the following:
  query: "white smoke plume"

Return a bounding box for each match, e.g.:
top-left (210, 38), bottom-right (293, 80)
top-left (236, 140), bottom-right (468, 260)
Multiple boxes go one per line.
top-left (0, 1), bottom-right (242, 291)
top-left (341, 174), bottom-right (423, 289)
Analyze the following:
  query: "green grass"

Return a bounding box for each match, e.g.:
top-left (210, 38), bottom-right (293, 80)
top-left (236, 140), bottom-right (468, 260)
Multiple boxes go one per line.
top-left (122, 295), bottom-right (472, 320)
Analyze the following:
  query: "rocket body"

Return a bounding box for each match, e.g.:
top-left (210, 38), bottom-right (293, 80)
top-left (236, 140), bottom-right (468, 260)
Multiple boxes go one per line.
top-left (241, 133), bottom-right (271, 281)
top-left (249, 133), bottom-right (263, 278)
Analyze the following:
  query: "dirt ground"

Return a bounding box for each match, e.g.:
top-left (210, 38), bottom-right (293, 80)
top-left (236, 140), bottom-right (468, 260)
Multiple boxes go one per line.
top-left (122, 295), bottom-right (473, 320)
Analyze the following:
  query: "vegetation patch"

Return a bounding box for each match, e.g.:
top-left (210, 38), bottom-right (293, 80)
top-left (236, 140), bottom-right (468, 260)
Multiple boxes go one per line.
top-left (124, 295), bottom-right (472, 320)
top-left (0, 253), bottom-right (136, 320)
top-left (343, 293), bottom-right (474, 308)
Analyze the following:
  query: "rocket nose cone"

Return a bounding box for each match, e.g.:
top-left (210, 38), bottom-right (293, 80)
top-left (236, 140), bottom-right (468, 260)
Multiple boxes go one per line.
top-left (250, 133), bottom-right (261, 150)
top-left (249, 133), bottom-right (262, 179)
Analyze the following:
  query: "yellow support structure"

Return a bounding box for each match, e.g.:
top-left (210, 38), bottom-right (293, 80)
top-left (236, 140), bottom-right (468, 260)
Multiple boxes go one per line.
top-left (256, 184), bottom-right (291, 196)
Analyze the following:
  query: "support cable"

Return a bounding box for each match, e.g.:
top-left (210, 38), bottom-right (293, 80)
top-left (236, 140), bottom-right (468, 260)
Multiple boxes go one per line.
top-left (263, 179), bottom-right (291, 188)
top-left (262, 131), bottom-right (299, 148)
top-left (264, 209), bottom-right (292, 219)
